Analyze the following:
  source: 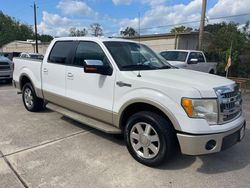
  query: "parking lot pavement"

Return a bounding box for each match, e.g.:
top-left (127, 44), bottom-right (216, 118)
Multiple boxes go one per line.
top-left (0, 158), bottom-right (23, 188)
top-left (0, 84), bottom-right (250, 188)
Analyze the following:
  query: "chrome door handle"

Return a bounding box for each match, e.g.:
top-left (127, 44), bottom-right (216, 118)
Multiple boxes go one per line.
top-left (67, 73), bottom-right (74, 77)
top-left (116, 81), bottom-right (132, 87)
top-left (43, 68), bottom-right (48, 73)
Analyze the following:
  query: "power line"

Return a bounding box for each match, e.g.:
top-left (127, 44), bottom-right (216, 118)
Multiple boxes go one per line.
top-left (102, 12), bottom-right (250, 36)
top-left (139, 12), bottom-right (250, 31)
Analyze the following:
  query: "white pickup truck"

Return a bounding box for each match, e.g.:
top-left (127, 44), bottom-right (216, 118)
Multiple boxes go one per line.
top-left (160, 50), bottom-right (217, 74)
top-left (13, 37), bottom-right (245, 166)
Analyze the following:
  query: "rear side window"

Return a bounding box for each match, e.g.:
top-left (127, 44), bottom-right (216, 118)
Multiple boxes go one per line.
top-left (73, 41), bottom-right (110, 67)
top-left (188, 52), bottom-right (198, 61)
top-left (197, 52), bottom-right (205, 62)
top-left (48, 41), bottom-right (75, 64)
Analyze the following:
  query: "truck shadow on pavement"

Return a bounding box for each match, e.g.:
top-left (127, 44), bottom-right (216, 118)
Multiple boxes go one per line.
top-left (61, 115), bottom-right (249, 173)
top-left (0, 80), bottom-right (12, 87)
top-left (160, 128), bottom-right (250, 173)
top-left (197, 128), bottom-right (250, 174)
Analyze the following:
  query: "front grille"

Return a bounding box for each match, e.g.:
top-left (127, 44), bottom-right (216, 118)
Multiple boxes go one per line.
top-left (0, 62), bottom-right (10, 71)
top-left (215, 84), bottom-right (242, 124)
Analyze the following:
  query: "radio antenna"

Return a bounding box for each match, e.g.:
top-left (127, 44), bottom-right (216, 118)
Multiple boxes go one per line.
top-left (137, 12), bottom-right (142, 78)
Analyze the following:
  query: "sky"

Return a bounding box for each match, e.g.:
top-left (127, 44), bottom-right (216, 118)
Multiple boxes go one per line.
top-left (0, 0), bottom-right (250, 37)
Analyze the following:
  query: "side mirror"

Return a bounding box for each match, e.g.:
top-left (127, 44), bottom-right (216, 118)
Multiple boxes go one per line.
top-left (188, 58), bottom-right (198, 64)
top-left (84, 60), bottom-right (112, 76)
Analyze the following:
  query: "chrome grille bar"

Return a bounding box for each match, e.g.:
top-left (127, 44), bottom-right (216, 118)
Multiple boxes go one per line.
top-left (214, 84), bottom-right (242, 124)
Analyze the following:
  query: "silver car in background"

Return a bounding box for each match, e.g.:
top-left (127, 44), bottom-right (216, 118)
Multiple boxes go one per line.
top-left (160, 50), bottom-right (217, 74)
top-left (0, 56), bottom-right (14, 83)
top-left (19, 52), bottom-right (44, 60)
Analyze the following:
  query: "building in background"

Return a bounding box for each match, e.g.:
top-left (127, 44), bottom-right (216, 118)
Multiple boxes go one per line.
top-left (0, 40), bottom-right (50, 55)
top-left (124, 31), bottom-right (211, 53)
top-left (0, 32), bottom-right (212, 59)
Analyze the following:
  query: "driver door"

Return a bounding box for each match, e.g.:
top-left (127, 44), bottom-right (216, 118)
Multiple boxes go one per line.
top-left (65, 41), bottom-right (116, 124)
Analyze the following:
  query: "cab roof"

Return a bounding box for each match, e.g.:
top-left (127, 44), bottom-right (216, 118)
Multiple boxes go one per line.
top-left (53, 36), bottom-right (137, 43)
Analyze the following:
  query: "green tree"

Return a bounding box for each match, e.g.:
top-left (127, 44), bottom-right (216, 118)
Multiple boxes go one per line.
top-left (69, 27), bottom-right (88, 37)
top-left (170, 26), bottom-right (193, 33)
top-left (204, 22), bottom-right (249, 77)
top-left (0, 11), bottom-right (53, 47)
top-left (120, 27), bottom-right (138, 37)
top-left (90, 23), bottom-right (103, 37)
top-left (37, 34), bottom-right (53, 42)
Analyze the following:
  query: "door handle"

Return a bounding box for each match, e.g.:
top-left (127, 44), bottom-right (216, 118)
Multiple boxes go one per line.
top-left (67, 73), bottom-right (74, 78)
top-left (116, 81), bottom-right (132, 87)
top-left (43, 68), bottom-right (48, 73)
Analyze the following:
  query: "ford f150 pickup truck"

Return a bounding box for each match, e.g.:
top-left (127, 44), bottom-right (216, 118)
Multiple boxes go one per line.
top-left (13, 37), bottom-right (245, 166)
top-left (160, 50), bottom-right (217, 74)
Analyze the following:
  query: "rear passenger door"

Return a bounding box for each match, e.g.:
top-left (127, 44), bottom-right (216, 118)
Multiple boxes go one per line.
top-left (65, 41), bottom-right (115, 124)
top-left (196, 52), bottom-right (209, 72)
top-left (187, 52), bottom-right (199, 71)
top-left (42, 41), bottom-right (77, 104)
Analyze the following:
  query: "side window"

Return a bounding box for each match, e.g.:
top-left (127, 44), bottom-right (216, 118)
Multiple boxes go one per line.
top-left (48, 41), bottom-right (75, 65)
top-left (188, 52), bottom-right (197, 61)
top-left (73, 41), bottom-right (110, 67)
top-left (197, 53), bottom-right (205, 62)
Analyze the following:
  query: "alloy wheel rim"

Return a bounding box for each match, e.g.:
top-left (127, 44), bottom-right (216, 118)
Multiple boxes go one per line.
top-left (24, 88), bottom-right (34, 109)
top-left (130, 122), bottom-right (160, 159)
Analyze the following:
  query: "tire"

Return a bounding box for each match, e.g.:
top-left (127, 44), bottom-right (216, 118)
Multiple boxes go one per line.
top-left (22, 83), bottom-right (44, 112)
top-left (124, 111), bottom-right (177, 167)
top-left (209, 70), bottom-right (214, 74)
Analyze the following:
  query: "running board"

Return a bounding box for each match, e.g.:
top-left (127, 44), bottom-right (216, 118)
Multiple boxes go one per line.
top-left (46, 103), bottom-right (121, 134)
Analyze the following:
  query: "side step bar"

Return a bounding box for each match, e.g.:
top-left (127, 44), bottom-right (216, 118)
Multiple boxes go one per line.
top-left (46, 103), bottom-right (121, 134)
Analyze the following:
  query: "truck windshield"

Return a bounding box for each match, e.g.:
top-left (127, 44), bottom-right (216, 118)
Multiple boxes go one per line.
top-left (160, 51), bottom-right (188, 62)
top-left (104, 41), bottom-right (172, 71)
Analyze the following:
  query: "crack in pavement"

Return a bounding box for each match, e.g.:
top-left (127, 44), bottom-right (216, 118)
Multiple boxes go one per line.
top-left (0, 150), bottom-right (29, 188)
top-left (0, 129), bottom-right (93, 188)
top-left (4, 129), bottom-right (93, 157)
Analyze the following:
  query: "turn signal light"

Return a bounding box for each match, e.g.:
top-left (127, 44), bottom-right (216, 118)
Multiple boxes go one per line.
top-left (181, 98), bottom-right (193, 117)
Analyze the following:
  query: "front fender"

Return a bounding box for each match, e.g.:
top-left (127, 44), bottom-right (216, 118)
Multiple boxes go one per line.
top-left (113, 88), bottom-right (186, 131)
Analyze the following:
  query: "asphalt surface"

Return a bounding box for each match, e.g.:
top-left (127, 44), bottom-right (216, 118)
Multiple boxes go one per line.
top-left (0, 82), bottom-right (249, 188)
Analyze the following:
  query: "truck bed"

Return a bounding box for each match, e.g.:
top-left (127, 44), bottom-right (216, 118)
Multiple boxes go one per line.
top-left (13, 57), bottom-right (43, 91)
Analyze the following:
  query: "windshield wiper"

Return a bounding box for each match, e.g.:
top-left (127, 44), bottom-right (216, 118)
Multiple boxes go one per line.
top-left (121, 64), bottom-right (156, 70)
top-left (158, 65), bottom-right (172, 69)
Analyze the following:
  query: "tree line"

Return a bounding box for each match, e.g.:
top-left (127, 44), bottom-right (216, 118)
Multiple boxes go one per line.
top-left (0, 11), bottom-right (53, 47)
top-left (1, 11), bottom-right (249, 77)
top-left (69, 24), bottom-right (138, 37)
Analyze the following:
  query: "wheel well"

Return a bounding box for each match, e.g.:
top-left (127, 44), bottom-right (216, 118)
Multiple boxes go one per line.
top-left (209, 69), bottom-right (214, 74)
top-left (120, 102), bottom-right (173, 131)
top-left (20, 75), bottom-right (31, 90)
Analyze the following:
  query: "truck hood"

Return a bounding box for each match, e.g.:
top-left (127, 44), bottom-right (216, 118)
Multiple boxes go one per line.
top-left (137, 68), bottom-right (234, 97)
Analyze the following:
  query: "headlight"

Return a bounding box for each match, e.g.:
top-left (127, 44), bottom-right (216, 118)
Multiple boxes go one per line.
top-left (181, 98), bottom-right (218, 125)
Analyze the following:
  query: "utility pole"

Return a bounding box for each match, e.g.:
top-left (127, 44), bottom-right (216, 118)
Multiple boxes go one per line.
top-left (198, 0), bottom-right (207, 50)
top-left (33, 1), bottom-right (38, 53)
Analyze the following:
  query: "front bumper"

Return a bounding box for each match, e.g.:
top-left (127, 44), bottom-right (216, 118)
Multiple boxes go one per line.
top-left (177, 120), bottom-right (246, 155)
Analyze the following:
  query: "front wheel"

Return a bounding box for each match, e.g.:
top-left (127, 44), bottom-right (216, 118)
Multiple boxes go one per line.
top-left (22, 83), bottom-right (44, 112)
top-left (124, 111), bottom-right (177, 166)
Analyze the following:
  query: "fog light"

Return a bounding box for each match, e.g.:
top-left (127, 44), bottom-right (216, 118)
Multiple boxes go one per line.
top-left (205, 140), bottom-right (216, 150)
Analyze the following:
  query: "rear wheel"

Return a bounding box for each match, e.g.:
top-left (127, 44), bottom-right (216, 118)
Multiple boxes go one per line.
top-left (22, 83), bottom-right (44, 112)
top-left (209, 70), bottom-right (215, 74)
top-left (124, 111), bottom-right (177, 166)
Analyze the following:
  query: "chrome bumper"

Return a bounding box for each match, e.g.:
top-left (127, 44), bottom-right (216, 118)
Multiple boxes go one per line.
top-left (177, 121), bottom-right (246, 155)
